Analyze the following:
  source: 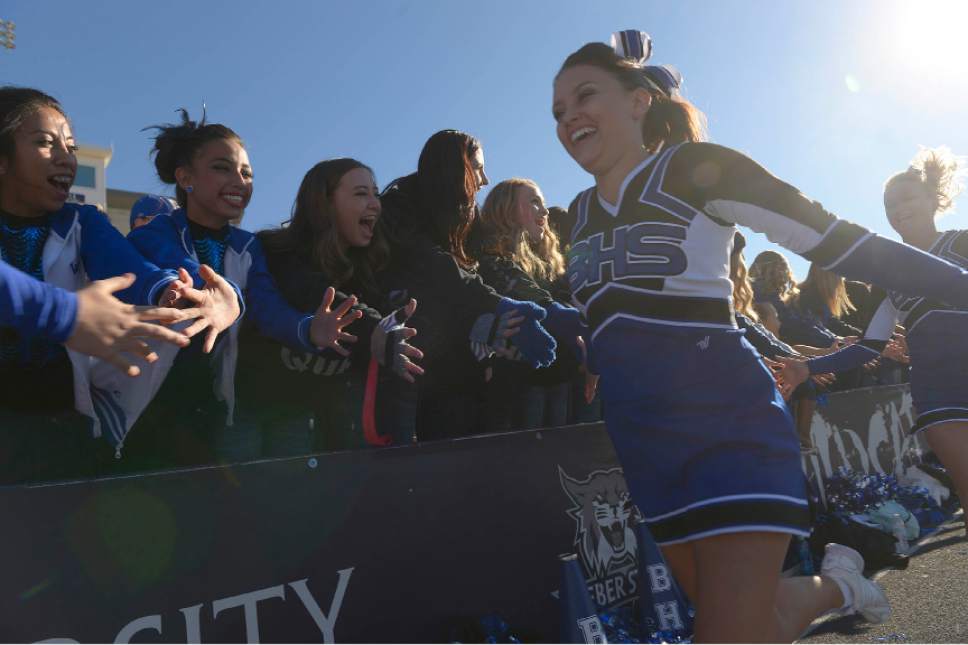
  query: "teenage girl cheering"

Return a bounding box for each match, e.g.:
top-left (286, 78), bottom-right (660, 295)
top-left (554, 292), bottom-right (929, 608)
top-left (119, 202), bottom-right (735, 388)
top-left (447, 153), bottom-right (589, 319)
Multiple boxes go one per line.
top-left (778, 147), bottom-right (968, 534)
top-left (0, 87), bottom-right (235, 482)
top-left (552, 32), bottom-right (968, 641)
top-left (125, 110), bottom-right (363, 468)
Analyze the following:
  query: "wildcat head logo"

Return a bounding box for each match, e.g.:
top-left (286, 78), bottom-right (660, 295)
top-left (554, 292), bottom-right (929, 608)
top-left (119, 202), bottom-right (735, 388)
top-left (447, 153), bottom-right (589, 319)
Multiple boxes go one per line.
top-left (559, 466), bottom-right (640, 580)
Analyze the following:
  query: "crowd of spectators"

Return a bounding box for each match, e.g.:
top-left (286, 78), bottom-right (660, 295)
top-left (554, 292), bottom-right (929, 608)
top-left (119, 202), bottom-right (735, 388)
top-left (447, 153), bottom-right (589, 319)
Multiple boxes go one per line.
top-left (0, 84), bottom-right (915, 485)
top-left (0, 87), bottom-right (605, 483)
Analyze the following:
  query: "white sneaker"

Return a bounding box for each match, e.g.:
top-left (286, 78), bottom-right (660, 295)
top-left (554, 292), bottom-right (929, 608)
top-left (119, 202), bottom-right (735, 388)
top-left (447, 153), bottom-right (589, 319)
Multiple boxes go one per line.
top-left (820, 543), bottom-right (891, 624)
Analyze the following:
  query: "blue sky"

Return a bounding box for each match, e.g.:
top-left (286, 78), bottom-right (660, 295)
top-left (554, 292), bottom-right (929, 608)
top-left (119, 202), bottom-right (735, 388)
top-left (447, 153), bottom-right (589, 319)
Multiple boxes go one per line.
top-left (3, 0), bottom-right (967, 279)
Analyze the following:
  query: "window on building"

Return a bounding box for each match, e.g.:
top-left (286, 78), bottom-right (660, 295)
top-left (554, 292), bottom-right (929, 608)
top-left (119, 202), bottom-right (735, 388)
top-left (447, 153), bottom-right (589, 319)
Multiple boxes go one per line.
top-left (74, 165), bottom-right (96, 189)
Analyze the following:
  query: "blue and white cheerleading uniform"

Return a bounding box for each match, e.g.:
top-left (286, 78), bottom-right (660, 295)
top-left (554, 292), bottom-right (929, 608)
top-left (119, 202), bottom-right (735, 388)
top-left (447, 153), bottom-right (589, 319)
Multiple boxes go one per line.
top-left (807, 229), bottom-right (968, 434)
top-left (567, 142), bottom-right (968, 545)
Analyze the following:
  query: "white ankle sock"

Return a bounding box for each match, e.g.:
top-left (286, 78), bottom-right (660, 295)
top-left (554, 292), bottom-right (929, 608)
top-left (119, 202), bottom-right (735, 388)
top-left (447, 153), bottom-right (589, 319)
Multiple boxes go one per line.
top-left (829, 575), bottom-right (854, 610)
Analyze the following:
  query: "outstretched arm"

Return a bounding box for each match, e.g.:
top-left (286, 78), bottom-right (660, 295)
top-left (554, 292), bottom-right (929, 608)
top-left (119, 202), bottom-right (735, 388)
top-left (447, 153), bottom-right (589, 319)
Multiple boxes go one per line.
top-left (0, 260), bottom-right (194, 374)
top-left (803, 296), bottom-right (898, 375)
top-left (681, 142), bottom-right (968, 308)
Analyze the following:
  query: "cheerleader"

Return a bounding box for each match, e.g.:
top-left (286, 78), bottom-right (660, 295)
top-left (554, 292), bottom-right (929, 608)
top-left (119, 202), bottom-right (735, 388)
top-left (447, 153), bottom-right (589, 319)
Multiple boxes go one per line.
top-left (552, 32), bottom-right (968, 640)
top-left (778, 147), bottom-right (967, 532)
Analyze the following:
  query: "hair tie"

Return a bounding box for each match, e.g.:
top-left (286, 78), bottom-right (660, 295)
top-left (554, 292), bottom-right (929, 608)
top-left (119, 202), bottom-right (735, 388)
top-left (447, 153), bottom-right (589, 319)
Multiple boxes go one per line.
top-left (610, 30), bottom-right (652, 66)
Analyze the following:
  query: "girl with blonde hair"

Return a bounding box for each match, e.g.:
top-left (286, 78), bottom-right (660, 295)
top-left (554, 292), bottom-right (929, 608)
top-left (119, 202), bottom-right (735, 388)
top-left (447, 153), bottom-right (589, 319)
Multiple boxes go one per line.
top-left (780, 146), bottom-right (968, 534)
top-left (477, 178), bottom-right (583, 430)
top-left (749, 250), bottom-right (798, 307)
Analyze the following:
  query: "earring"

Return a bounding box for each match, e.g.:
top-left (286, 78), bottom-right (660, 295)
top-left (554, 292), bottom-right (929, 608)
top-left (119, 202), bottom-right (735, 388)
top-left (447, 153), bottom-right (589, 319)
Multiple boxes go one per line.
top-left (186, 185), bottom-right (194, 194)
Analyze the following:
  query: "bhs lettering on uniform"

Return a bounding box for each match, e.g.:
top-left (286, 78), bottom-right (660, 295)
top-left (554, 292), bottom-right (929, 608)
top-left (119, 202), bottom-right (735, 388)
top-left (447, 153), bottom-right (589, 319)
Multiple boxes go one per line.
top-left (568, 222), bottom-right (688, 293)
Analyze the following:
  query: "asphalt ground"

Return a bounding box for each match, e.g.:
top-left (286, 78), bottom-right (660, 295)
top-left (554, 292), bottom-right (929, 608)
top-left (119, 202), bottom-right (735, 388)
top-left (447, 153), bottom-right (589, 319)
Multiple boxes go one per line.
top-left (798, 511), bottom-right (967, 644)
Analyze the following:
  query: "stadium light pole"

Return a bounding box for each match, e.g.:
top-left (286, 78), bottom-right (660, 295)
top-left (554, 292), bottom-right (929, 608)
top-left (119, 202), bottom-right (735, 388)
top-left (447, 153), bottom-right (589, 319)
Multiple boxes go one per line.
top-left (0, 20), bottom-right (15, 50)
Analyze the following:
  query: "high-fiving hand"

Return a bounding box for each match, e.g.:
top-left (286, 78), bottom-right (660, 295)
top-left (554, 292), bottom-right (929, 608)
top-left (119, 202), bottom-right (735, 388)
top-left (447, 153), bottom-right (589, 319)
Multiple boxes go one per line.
top-left (67, 273), bottom-right (196, 376)
top-left (310, 287), bottom-right (363, 356)
top-left (166, 265), bottom-right (243, 353)
top-left (370, 298), bottom-right (425, 383)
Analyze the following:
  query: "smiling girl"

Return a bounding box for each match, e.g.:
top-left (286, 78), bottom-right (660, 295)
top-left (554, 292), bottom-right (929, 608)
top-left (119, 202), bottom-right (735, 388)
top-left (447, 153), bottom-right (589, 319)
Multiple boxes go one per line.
top-left (477, 178), bottom-right (581, 431)
top-left (552, 33), bottom-right (968, 641)
top-left (778, 146), bottom-right (968, 534)
top-left (379, 130), bottom-right (558, 440)
top-left (0, 87), bottom-right (237, 483)
top-left (251, 158), bottom-right (424, 452)
top-left (125, 110), bottom-right (361, 468)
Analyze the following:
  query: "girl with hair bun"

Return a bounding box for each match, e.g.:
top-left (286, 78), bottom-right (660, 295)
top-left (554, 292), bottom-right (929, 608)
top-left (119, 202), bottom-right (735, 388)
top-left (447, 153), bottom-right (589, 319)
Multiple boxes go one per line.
top-left (553, 30), bottom-right (968, 640)
top-left (0, 86), bottom-right (236, 483)
top-left (126, 109), bottom-right (362, 468)
top-left (779, 146), bottom-right (968, 533)
top-left (476, 178), bottom-right (582, 431)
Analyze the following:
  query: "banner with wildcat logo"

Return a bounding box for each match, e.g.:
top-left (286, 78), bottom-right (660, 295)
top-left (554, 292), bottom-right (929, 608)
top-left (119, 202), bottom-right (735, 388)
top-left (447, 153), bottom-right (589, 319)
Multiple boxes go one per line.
top-left (0, 384), bottom-right (923, 642)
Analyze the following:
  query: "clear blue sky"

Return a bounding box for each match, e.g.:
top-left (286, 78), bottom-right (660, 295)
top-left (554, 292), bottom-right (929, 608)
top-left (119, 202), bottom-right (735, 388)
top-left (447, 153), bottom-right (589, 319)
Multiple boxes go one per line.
top-left (3, 0), bottom-right (967, 280)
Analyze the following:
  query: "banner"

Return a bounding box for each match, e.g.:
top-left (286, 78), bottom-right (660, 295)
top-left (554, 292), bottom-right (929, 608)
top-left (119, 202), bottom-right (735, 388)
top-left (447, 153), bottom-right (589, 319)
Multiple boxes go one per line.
top-left (0, 385), bottom-right (924, 643)
top-left (800, 384), bottom-right (930, 507)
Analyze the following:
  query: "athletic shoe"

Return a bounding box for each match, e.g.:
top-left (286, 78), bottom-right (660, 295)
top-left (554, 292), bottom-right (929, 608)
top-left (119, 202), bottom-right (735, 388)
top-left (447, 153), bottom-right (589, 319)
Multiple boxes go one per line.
top-left (821, 543), bottom-right (891, 624)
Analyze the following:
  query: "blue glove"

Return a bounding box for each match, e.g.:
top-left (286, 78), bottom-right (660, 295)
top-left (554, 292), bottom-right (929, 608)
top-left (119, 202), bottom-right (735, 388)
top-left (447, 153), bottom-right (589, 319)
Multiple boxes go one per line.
top-left (542, 301), bottom-right (586, 340)
top-left (543, 301), bottom-right (587, 363)
top-left (496, 297), bottom-right (557, 368)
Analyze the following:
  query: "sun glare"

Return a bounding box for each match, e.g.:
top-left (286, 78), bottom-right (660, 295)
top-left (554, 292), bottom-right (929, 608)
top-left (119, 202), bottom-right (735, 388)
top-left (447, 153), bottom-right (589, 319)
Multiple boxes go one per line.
top-left (887, 1), bottom-right (968, 95)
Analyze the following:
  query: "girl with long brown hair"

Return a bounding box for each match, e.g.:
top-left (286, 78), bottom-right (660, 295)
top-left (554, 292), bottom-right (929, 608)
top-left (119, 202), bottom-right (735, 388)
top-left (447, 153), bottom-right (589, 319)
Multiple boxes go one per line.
top-left (379, 130), bottom-right (557, 440)
top-left (253, 158), bottom-right (424, 452)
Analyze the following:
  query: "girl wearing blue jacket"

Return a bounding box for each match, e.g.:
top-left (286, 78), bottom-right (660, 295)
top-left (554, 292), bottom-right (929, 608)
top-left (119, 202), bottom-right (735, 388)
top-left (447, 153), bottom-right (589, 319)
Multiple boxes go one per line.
top-left (0, 87), bottom-right (238, 483)
top-left (126, 110), bottom-right (366, 468)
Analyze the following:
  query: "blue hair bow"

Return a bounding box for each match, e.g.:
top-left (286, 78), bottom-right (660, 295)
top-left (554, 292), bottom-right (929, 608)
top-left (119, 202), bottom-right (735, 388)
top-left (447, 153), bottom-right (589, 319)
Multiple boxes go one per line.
top-left (610, 30), bottom-right (652, 65)
top-left (610, 30), bottom-right (684, 97)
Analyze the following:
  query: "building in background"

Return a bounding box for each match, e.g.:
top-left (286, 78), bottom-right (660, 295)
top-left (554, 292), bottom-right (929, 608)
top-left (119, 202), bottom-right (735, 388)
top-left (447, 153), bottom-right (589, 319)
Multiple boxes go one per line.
top-left (69, 143), bottom-right (165, 234)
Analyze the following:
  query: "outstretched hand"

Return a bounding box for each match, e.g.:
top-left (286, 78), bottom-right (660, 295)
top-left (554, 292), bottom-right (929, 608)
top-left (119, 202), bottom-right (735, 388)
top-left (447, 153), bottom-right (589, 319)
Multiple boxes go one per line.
top-left (371, 298), bottom-right (425, 383)
top-left (772, 355), bottom-right (811, 394)
top-left (882, 335), bottom-right (910, 364)
top-left (173, 265), bottom-right (243, 353)
top-left (310, 287), bottom-right (363, 356)
top-left (66, 273), bottom-right (195, 376)
top-left (762, 356), bottom-right (793, 399)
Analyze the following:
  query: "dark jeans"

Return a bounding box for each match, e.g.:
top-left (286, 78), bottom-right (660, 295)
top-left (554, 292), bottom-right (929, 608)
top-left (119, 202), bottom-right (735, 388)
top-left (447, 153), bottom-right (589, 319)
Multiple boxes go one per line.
top-left (521, 383), bottom-right (570, 429)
